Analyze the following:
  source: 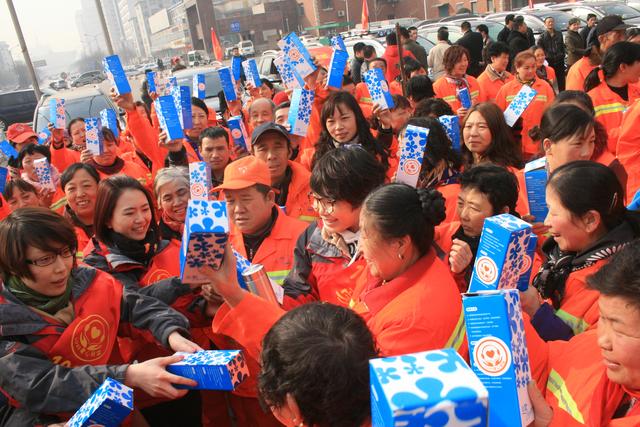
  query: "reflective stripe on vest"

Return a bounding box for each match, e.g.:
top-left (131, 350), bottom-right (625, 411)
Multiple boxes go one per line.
top-left (267, 269), bottom-right (290, 286)
top-left (442, 95), bottom-right (457, 102)
top-left (547, 369), bottom-right (585, 424)
top-left (594, 103), bottom-right (626, 117)
top-left (506, 94), bottom-right (548, 102)
top-left (50, 196), bottom-right (67, 211)
top-left (470, 90), bottom-right (480, 99)
top-left (556, 309), bottom-right (590, 335)
top-left (299, 215), bottom-right (317, 223)
top-left (445, 309), bottom-right (466, 351)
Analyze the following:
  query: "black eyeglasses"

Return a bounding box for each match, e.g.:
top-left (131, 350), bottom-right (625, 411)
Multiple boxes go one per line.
top-left (26, 247), bottom-right (75, 267)
top-left (308, 192), bottom-right (336, 214)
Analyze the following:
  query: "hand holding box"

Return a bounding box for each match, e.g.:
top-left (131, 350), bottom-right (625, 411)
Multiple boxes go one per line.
top-left (395, 125), bottom-right (429, 188)
top-left (172, 86), bottom-right (193, 130)
top-left (227, 116), bottom-right (251, 151)
top-left (154, 95), bottom-right (184, 141)
top-left (326, 49), bottom-right (349, 89)
top-left (50, 98), bottom-right (66, 129)
top-left (363, 68), bottom-right (395, 110)
top-left (242, 58), bottom-right (262, 89)
top-left (457, 87), bottom-right (472, 109)
top-left (167, 350), bottom-right (249, 390)
top-left (84, 118), bottom-right (104, 156)
top-left (524, 157), bottom-right (548, 222)
top-left (218, 67), bottom-right (238, 102)
top-left (287, 88), bottom-right (315, 137)
top-left (274, 54), bottom-right (304, 90)
top-left (277, 32), bottom-right (317, 79)
top-left (103, 55), bottom-right (131, 95)
top-left (33, 158), bottom-right (56, 191)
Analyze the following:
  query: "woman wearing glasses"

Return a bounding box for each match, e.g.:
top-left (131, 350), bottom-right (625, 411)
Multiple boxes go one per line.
top-left (0, 208), bottom-right (201, 426)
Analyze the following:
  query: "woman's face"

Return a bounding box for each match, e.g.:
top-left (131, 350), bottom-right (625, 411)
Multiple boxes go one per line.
top-left (545, 126), bottom-right (595, 173)
top-left (107, 189), bottom-right (152, 241)
top-left (452, 54), bottom-right (469, 77)
top-left (93, 137), bottom-right (118, 166)
top-left (534, 49), bottom-right (546, 67)
top-left (7, 190), bottom-right (40, 211)
top-left (158, 181), bottom-right (189, 223)
top-left (544, 186), bottom-right (594, 252)
top-left (517, 57), bottom-right (537, 81)
top-left (359, 210), bottom-right (406, 280)
top-left (188, 105), bottom-right (208, 139)
top-left (22, 244), bottom-right (74, 297)
top-left (311, 193), bottom-right (361, 234)
top-left (463, 111), bottom-right (493, 159)
top-left (457, 187), bottom-right (496, 238)
top-left (64, 169), bottom-right (98, 220)
top-left (136, 104), bottom-right (148, 119)
top-left (259, 84), bottom-right (274, 99)
top-left (326, 104), bottom-right (358, 143)
top-left (70, 121), bottom-right (86, 147)
top-left (621, 60), bottom-right (640, 85)
top-left (21, 152), bottom-right (46, 181)
top-left (597, 294), bottom-right (640, 390)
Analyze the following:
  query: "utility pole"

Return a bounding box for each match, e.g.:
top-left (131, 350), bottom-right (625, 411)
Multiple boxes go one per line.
top-left (5, 0), bottom-right (41, 98)
top-left (94, 0), bottom-right (115, 55)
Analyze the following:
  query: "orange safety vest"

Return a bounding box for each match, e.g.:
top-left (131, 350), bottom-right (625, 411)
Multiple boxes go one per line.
top-left (284, 161), bottom-right (318, 223)
top-left (617, 99), bottom-right (640, 200)
top-left (50, 146), bottom-right (81, 175)
top-left (588, 82), bottom-right (640, 154)
top-left (0, 195), bottom-right (10, 221)
top-left (95, 160), bottom-right (153, 193)
top-left (495, 78), bottom-right (556, 157)
top-left (477, 69), bottom-right (514, 102)
top-left (433, 75), bottom-right (484, 113)
top-left (566, 57), bottom-right (597, 91)
top-left (438, 182), bottom-right (461, 225)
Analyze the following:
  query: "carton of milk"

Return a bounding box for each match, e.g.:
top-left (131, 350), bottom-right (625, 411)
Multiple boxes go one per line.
top-left (172, 85), bottom-right (193, 130)
top-left (103, 54), bottom-right (131, 95)
top-left (277, 32), bottom-right (317, 79)
top-left (147, 71), bottom-right (158, 93)
top-left (193, 73), bottom-right (206, 100)
top-left (517, 234), bottom-right (538, 292)
top-left (242, 58), bottom-right (262, 89)
top-left (99, 108), bottom-right (119, 138)
top-left (457, 87), bottom-right (472, 109)
top-left (503, 85), bottom-right (537, 127)
top-left (274, 54), bottom-right (305, 90)
top-left (287, 88), bottom-right (315, 137)
top-left (84, 118), bottom-right (104, 156)
top-left (326, 49), bottom-right (349, 89)
top-left (468, 214), bottom-right (532, 292)
top-left (524, 157), bottom-right (548, 222)
top-left (363, 68), bottom-right (395, 110)
top-left (330, 34), bottom-right (347, 51)
top-left (369, 348), bottom-right (489, 427)
top-left (218, 67), bottom-right (238, 102)
top-left (33, 158), bottom-right (56, 192)
top-left (179, 199), bottom-right (229, 283)
top-left (463, 289), bottom-right (534, 427)
top-left (227, 116), bottom-right (251, 151)
top-left (189, 161), bottom-right (212, 200)
top-left (0, 167), bottom-right (8, 194)
top-left (66, 378), bottom-right (133, 427)
top-left (50, 98), bottom-right (66, 129)
top-left (37, 128), bottom-right (51, 145)
top-left (396, 125), bottom-right (429, 188)
top-left (438, 115), bottom-right (461, 152)
top-left (0, 141), bottom-right (18, 160)
top-left (154, 95), bottom-right (184, 141)
top-left (167, 350), bottom-right (249, 391)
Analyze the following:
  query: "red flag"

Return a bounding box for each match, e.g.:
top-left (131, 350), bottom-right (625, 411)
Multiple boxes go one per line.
top-left (361, 0), bottom-right (369, 31)
top-left (211, 27), bottom-right (224, 61)
top-left (528, 0), bottom-right (534, 8)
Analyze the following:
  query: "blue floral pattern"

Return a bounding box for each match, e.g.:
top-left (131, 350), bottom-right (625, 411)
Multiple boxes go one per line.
top-left (396, 125), bottom-right (429, 188)
top-left (277, 33), bottom-right (317, 78)
top-left (438, 115), bottom-right (461, 152)
top-left (288, 88), bottom-right (315, 137)
top-left (189, 161), bottom-right (212, 200)
top-left (85, 117), bottom-right (104, 156)
top-left (171, 85), bottom-right (193, 130)
top-left (33, 158), bottom-right (55, 191)
top-left (274, 54), bottom-right (304, 90)
top-left (168, 350), bottom-right (249, 390)
top-left (49, 98), bottom-right (66, 129)
top-left (330, 35), bottom-right (347, 51)
top-left (100, 108), bottom-right (119, 138)
top-left (363, 68), bottom-right (395, 110)
top-left (242, 59), bottom-right (262, 88)
top-left (66, 377), bottom-right (133, 427)
top-left (154, 95), bottom-right (184, 141)
top-left (504, 290), bottom-right (532, 391)
top-left (503, 85), bottom-right (537, 127)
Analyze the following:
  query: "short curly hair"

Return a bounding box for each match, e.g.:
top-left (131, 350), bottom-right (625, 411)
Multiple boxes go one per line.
top-left (443, 45), bottom-right (470, 74)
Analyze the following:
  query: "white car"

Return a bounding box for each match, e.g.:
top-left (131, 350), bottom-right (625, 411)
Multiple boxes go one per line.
top-left (238, 40), bottom-right (255, 57)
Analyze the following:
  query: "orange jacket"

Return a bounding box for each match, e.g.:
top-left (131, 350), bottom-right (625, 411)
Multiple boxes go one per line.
top-left (382, 45), bottom-right (416, 82)
top-left (541, 65), bottom-right (556, 87)
top-left (284, 161), bottom-right (317, 222)
top-left (617, 99), bottom-right (640, 200)
top-left (355, 82), bottom-right (376, 119)
top-left (495, 79), bottom-right (556, 157)
top-left (125, 107), bottom-right (167, 174)
top-left (438, 182), bottom-right (461, 225)
top-left (0, 195), bottom-right (10, 221)
top-left (476, 70), bottom-right (514, 102)
top-left (433, 76), bottom-right (484, 113)
top-left (94, 160), bottom-right (153, 193)
top-left (433, 220), bottom-right (469, 292)
top-left (588, 82), bottom-right (640, 154)
top-left (565, 57), bottom-right (597, 91)
top-left (50, 145), bottom-right (80, 174)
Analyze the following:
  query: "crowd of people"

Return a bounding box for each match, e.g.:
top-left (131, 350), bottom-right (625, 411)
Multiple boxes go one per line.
top-left (0, 13), bottom-right (640, 427)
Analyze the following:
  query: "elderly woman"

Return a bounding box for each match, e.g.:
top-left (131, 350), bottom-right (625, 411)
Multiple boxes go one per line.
top-left (154, 167), bottom-right (190, 241)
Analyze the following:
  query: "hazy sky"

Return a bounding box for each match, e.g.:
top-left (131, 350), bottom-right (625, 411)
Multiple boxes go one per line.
top-left (0, 0), bottom-right (83, 57)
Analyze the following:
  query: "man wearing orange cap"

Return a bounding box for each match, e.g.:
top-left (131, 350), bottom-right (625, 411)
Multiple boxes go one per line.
top-left (5, 123), bottom-right (38, 176)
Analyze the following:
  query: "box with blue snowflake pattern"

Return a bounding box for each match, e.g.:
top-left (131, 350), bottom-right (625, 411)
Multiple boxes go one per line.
top-left (462, 289), bottom-right (534, 427)
top-left (227, 116), bottom-right (251, 151)
top-left (330, 34), bottom-right (347, 51)
top-left (438, 115), bottom-right (461, 152)
top-left (274, 54), bottom-right (304, 90)
top-left (154, 95), bottom-right (184, 141)
top-left (516, 234), bottom-right (537, 292)
top-left (326, 49), bottom-right (349, 89)
top-left (287, 88), bottom-right (315, 137)
top-left (363, 68), bottom-right (395, 110)
top-left (38, 128), bottom-right (51, 145)
top-left (189, 161), bottom-right (212, 200)
top-left (277, 32), bottom-right (317, 79)
top-left (218, 67), bottom-right (238, 102)
top-left (396, 125), bottom-right (429, 188)
top-left (33, 158), bottom-right (55, 192)
top-left (242, 58), bottom-right (262, 89)
top-left (179, 199), bottom-right (229, 283)
top-left (370, 348), bottom-right (488, 427)
top-left (193, 73), bottom-right (206, 100)
top-left (468, 214), bottom-right (532, 292)
top-left (84, 117), bottom-right (104, 156)
top-left (49, 98), bottom-right (66, 129)
top-left (524, 156), bottom-right (548, 222)
top-left (171, 85), bottom-right (193, 130)
top-left (0, 167), bottom-right (7, 194)
top-left (100, 108), bottom-right (119, 138)
top-left (167, 350), bottom-right (249, 390)
top-left (103, 54), bottom-right (131, 95)
top-left (66, 377), bottom-right (133, 427)
top-left (503, 85), bottom-right (537, 127)
top-left (457, 87), bottom-right (472, 109)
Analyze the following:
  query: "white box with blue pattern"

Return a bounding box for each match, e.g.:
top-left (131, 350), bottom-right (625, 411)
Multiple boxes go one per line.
top-left (66, 377), bottom-right (133, 427)
top-left (167, 350), bottom-right (249, 390)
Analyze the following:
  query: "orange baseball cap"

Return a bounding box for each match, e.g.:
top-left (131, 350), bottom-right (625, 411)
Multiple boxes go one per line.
top-left (6, 123), bottom-right (37, 144)
top-left (213, 155), bottom-right (272, 191)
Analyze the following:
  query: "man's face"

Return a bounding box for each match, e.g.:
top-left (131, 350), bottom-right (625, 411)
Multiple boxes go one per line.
top-left (369, 59), bottom-right (386, 74)
top-left (249, 99), bottom-right (275, 129)
top-left (588, 17), bottom-right (597, 27)
top-left (409, 29), bottom-right (418, 41)
top-left (232, 48), bottom-right (239, 56)
top-left (569, 22), bottom-right (580, 32)
top-left (545, 18), bottom-right (555, 31)
top-left (252, 132), bottom-right (291, 185)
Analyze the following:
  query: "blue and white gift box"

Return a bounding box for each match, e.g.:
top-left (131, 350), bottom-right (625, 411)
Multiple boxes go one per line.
top-left (165, 76), bottom-right (178, 96)
top-left (370, 348), bottom-right (488, 427)
top-left (0, 167), bottom-right (7, 194)
top-left (330, 34), bottom-right (347, 51)
top-left (233, 248), bottom-right (252, 290)
top-left (37, 128), bottom-right (51, 145)
top-left (363, 68), bottom-right (395, 110)
top-left (457, 87), bottom-right (472, 109)
top-left (463, 290), bottom-right (534, 427)
top-left (99, 108), bottom-right (119, 138)
top-left (277, 32), bottom-right (317, 79)
top-left (516, 234), bottom-right (538, 292)
top-left (468, 214), bottom-right (532, 292)
top-left (147, 71), bottom-right (158, 93)
top-left (84, 118), bottom-right (104, 156)
top-left (172, 85), bottom-right (193, 130)
top-left (396, 125), bottom-right (429, 188)
top-left (227, 116), bottom-right (251, 151)
top-left (524, 157), bottom-right (548, 222)
top-left (167, 350), bottom-right (249, 391)
top-left (66, 378), bottom-right (133, 427)
top-left (503, 85), bottom-right (537, 127)
top-left (50, 98), bottom-right (66, 129)
top-left (288, 88), bottom-right (315, 137)
top-left (231, 55), bottom-right (243, 81)
top-left (179, 199), bottom-right (229, 283)
top-left (193, 74), bottom-right (206, 100)
top-left (33, 158), bottom-right (56, 191)
top-left (189, 161), bottom-right (212, 200)
top-left (439, 115), bottom-right (461, 152)
top-left (274, 54), bottom-right (304, 90)
top-left (154, 95), bottom-right (184, 141)
top-left (103, 55), bottom-right (131, 95)
top-left (326, 49), bottom-right (349, 89)
top-left (242, 58), bottom-right (262, 89)
top-left (218, 67), bottom-right (238, 102)
top-left (0, 141), bottom-right (18, 160)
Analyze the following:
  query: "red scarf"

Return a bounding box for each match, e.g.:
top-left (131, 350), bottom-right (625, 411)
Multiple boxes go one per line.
top-left (160, 209), bottom-right (184, 235)
top-left (589, 370), bottom-right (640, 426)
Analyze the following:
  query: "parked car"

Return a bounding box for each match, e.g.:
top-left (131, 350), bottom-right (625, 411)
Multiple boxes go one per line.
top-left (32, 87), bottom-right (121, 133)
top-left (418, 20), bottom-right (505, 45)
top-left (343, 37), bottom-right (386, 59)
top-left (70, 70), bottom-right (106, 87)
top-left (238, 40), bottom-right (255, 57)
top-left (548, 1), bottom-right (640, 26)
top-left (486, 9), bottom-right (583, 39)
top-left (172, 66), bottom-right (223, 114)
top-left (49, 80), bottom-right (69, 90)
top-left (0, 89), bottom-right (38, 131)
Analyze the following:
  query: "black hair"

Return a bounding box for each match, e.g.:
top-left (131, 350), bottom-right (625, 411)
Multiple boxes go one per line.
top-left (67, 117), bottom-right (85, 138)
top-left (461, 21), bottom-right (471, 31)
top-left (259, 302), bottom-right (376, 427)
top-left (553, 90), bottom-right (596, 116)
top-left (413, 97), bottom-right (455, 117)
top-left (391, 95), bottom-right (411, 110)
top-left (404, 116), bottom-right (462, 179)
top-left (3, 178), bottom-right (37, 201)
top-left (363, 184), bottom-right (446, 256)
top-left (342, 74), bottom-right (354, 86)
top-left (403, 57), bottom-right (425, 79)
top-left (487, 41), bottom-right (510, 59)
top-left (386, 32), bottom-right (398, 46)
top-left (587, 240), bottom-right (640, 310)
top-left (314, 91), bottom-right (390, 170)
top-left (459, 164), bottom-right (519, 215)
top-left (102, 127), bottom-right (117, 142)
top-left (584, 42), bottom-right (640, 92)
top-left (217, 90), bottom-right (228, 117)
top-left (399, 26), bottom-right (411, 39)
top-left (513, 16), bottom-right (526, 30)
top-left (408, 26), bottom-right (417, 32)
top-left (274, 101), bottom-right (290, 114)
top-left (529, 104), bottom-right (594, 145)
top-left (60, 163), bottom-right (100, 190)
top-left (17, 143), bottom-right (51, 165)
top-left (310, 145), bottom-right (385, 208)
top-left (627, 27), bottom-right (640, 40)
top-left (191, 96), bottom-right (209, 117)
top-left (406, 75), bottom-right (435, 103)
top-left (199, 126), bottom-right (230, 146)
top-left (505, 14), bottom-right (515, 24)
top-left (369, 57), bottom-right (387, 69)
top-left (587, 13), bottom-right (597, 21)
top-left (363, 45), bottom-right (376, 59)
top-left (353, 42), bottom-right (366, 54)
top-left (476, 24), bottom-right (489, 34)
top-left (260, 78), bottom-right (274, 90)
top-left (437, 28), bottom-right (449, 42)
